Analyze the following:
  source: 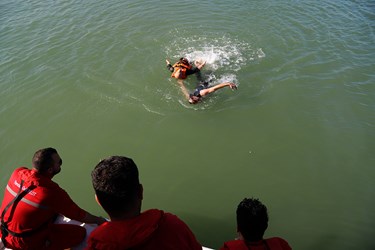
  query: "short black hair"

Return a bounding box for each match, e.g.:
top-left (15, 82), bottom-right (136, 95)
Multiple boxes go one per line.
top-left (236, 198), bottom-right (269, 242)
top-left (91, 156), bottom-right (140, 217)
top-left (32, 147), bottom-right (58, 173)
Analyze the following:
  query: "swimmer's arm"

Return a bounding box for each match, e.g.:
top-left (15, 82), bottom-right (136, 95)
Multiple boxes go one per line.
top-left (177, 80), bottom-right (190, 100)
top-left (195, 60), bottom-right (206, 70)
top-left (199, 82), bottom-right (237, 97)
top-left (166, 59), bottom-right (174, 72)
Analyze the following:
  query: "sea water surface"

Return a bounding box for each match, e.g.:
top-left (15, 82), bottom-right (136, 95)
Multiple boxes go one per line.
top-left (1, 1), bottom-right (374, 249)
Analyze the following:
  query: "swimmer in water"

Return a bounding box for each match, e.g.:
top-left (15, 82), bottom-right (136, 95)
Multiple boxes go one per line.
top-left (166, 58), bottom-right (206, 80)
top-left (178, 81), bottom-right (237, 104)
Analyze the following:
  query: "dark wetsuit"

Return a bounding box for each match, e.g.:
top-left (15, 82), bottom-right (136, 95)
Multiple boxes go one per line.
top-left (190, 82), bottom-right (209, 98)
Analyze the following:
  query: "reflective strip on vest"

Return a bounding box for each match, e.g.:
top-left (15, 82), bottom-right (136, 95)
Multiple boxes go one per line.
top-left (6, 185), bottom-right (48, 210)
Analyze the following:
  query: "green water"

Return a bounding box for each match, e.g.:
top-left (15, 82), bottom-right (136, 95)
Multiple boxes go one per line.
top-left (1, 1), bottom-right (374, 249)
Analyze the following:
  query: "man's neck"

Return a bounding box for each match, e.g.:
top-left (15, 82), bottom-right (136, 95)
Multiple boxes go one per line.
top-left (110, 209), bottom-right (141, 221)
top-left (32, 168), bottom-right (53, 179)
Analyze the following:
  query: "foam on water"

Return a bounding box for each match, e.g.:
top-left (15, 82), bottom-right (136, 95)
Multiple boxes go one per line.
top-left (165, 34), bottom-right (265, 86)
top-left (164, 33), bottom-right (265, 109)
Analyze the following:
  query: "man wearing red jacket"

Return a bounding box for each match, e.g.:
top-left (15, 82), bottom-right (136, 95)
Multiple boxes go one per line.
top-left (86, 156), bottom-right (202, 250)
top-left (220, 198), bottom-right (292, 250)
top-left (0, 147), bottom-right (106, 250)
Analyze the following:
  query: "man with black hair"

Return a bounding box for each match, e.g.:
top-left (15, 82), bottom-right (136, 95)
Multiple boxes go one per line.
top-left (0, 147), bottom-right (106, 250)
top-left (87, 155), bottom-right (202, 250)
top-left (220, 198), bottom-right (291, 250)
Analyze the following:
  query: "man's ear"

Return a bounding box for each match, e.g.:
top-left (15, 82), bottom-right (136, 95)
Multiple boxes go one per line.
top-left (47, 167), bottom-right (53, 174)
top-left (236, 230), bottom-right (244, 240)
top-left (95, 194), bottom-right (102, 207)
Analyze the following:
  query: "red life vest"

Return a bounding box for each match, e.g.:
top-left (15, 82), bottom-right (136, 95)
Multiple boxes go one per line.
top-left (0, 167), bottom-right (86, 249)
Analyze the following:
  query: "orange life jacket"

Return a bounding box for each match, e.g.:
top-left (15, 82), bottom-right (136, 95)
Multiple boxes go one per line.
top-left (171, 62), bottom-right (192, 79)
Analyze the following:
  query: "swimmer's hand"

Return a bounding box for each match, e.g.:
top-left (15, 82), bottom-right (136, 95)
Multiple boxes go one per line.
top-left (194, 60), bottom-right (206, 69)
top-left (229, 83), bottom-right (238, 90)
top-left (166, 59), bottom-right (170, 65)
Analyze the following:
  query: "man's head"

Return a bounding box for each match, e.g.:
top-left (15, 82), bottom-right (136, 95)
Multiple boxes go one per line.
top-left (180, 57), bottom-right (190, 65)
top-left (188, 95), bottom-right (200, 104)
top-left (32, 147), bottom-right (62, 177)
top-left (236, 198), bottom-right (269, 242)
top-left (91, 156), bottom-right (142, 218)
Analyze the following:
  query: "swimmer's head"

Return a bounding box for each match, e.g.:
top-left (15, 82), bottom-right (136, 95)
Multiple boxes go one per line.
top-left (180, 57), bottom-right (189, 65)
top-left (188, 95), bottom-right (200, 105)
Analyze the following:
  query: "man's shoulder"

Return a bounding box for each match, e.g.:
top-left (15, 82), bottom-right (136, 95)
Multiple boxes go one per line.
top-left (86, 225), bottom-right (119, 250)
top-left (13, 167), bottom-right (59, 188)
top-left (266, 237), bottom-right (292, 249)
top-left (158, 211), bottom-right (198, 238)
top-left (138, 209), bottom-right (195, 238)
top-left (13, 166), bottom-right (29, 175)
top-left (159, 211), bottom-right (186, 227)
top-left (11, 167), bottom-right (34, 183)
top-left (88, 221), bottom-right (118, 243)
top-left (267, 236), bottom-right (289, 242)
top-left (221, 240), bottom-right (248, 250)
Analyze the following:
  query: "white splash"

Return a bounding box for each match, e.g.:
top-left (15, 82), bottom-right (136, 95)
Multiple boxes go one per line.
top-left (166, 34), bottom-right (265, 85)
